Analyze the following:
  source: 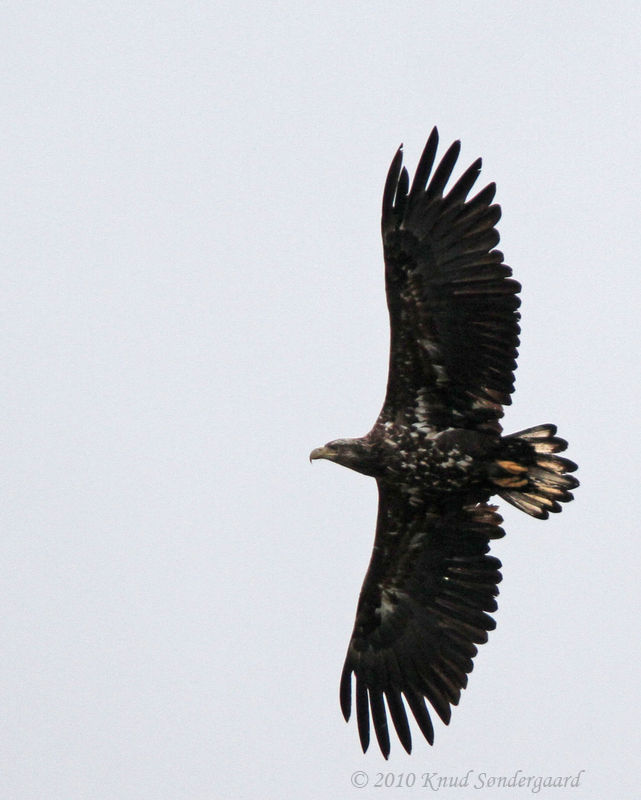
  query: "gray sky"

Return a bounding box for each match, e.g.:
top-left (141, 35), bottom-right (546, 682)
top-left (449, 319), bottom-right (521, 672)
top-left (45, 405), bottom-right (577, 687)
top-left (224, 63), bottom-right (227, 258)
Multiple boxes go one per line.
top-left (2, 1), bottom-right (640, 798)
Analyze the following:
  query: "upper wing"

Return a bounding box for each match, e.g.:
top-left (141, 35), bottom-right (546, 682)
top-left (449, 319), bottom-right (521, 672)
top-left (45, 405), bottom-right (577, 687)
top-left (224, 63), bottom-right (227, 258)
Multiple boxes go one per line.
top-left (380, 128), bottom-right (521, 433)
top-left (340, 485), bottom-right (504, 757)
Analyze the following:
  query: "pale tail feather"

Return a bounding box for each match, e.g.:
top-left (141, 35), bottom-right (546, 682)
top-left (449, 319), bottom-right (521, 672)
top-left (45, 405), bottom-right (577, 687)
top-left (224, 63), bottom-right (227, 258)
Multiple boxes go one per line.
top-left (494, 424), bottom-right (578, 520)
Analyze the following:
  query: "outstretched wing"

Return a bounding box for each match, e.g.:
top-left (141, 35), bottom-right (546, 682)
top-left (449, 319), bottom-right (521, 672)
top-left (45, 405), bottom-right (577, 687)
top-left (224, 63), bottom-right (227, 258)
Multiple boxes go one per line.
top-left (340, 485), bottom-right (504, 757)
top-left (380, 127), bottom-right (521, 433)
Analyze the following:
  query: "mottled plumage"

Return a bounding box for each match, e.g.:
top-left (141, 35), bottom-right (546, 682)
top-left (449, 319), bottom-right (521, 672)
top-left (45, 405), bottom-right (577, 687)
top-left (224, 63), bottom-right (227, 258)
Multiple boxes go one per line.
top-left (310, 128), bottom-right (578, 758)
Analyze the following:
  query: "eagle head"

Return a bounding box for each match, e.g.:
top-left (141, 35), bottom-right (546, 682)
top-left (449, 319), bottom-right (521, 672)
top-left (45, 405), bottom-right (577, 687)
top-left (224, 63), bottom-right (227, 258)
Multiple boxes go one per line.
top-left (309, 437), bottom-right (379, 476)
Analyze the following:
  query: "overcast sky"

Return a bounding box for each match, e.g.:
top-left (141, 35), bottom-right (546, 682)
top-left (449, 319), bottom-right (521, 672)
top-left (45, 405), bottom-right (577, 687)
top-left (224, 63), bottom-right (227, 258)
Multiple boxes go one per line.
top-left (2, 2), bottom-right (640, 798)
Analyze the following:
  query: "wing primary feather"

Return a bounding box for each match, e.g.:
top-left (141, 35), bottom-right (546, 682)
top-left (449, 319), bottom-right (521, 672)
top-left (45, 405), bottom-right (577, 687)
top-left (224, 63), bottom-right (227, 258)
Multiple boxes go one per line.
top-left (443, 632), bottom-right (479, 660)
top-left (438, 655), bottom-right (469, 690)
top-left (356, 676), bottom-right (370, 752)
top-left (442, 249), bottom-right (504, 270)
top-left (402, 651), bottom-right (451, 726)
top-left (413, 660), bottom-right (453, 724)
top-left (385, 688), bottom-right (413, 754)
top-left (409, 126), bottom-right (439, 196)
top-left (382, 145), bottom-right (404, 231)
top-left (425, 664), bottom-right (461, 706)
top-left (339, 661), bottom-right (352, 721)
top-left (443, 206), bottom-right (501, 242)
top-left (426, 139), bottom-right (461, 198)
top-left (444, 157), bottom-right (482, 206)
top-left (466, 181), bottom-right (497, 209)
top-left (369, 689), bottom-right (391, 758)
top-left (405, 690), bottom-right (435, 745)
top-left (395, 166), bottom-right (410, 217)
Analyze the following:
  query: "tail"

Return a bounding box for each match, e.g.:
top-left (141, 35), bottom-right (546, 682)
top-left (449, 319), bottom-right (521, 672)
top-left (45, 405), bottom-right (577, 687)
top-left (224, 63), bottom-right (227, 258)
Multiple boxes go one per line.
top-left (491, 424), bottom-right (579, 519)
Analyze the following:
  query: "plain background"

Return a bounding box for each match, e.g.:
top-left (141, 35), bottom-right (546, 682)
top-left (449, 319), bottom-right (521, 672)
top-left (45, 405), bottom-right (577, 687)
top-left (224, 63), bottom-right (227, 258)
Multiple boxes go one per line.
top-left (2, 2), bottom-right (639, 798)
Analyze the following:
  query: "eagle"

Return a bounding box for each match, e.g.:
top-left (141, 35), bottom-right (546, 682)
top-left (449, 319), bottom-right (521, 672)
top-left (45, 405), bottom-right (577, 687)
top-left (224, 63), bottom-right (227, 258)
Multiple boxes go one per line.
top-left (310, 128), bottom-right (578, 758)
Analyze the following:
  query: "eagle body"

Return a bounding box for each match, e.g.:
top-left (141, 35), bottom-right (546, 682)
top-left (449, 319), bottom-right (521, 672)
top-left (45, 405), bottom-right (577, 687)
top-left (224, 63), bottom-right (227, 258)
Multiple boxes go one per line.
top-left (313, 425), bottom-right (495, 494)
top-left (310, 129), bottom-right (578, 758)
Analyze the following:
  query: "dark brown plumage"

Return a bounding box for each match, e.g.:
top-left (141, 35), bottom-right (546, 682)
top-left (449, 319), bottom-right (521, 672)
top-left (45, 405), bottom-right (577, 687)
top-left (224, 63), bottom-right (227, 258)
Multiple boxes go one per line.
top-left (310, 128), bottom-right (578, 758)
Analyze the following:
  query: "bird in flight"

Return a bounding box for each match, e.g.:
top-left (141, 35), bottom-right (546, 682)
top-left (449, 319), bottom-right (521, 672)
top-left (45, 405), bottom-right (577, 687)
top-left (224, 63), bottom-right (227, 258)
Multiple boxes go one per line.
top-left (310, 128), bottom-right (578, 758)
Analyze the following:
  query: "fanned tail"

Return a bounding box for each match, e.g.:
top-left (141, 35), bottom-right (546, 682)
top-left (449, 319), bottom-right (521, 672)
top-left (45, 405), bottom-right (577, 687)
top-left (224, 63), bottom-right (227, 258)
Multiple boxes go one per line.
top-left (492, 424), bottom-right (579, 520)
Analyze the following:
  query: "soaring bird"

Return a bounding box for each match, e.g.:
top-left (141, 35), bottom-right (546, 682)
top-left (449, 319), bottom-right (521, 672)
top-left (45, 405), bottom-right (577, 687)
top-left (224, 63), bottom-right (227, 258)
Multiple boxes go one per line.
top-left (310, 128), bottom-right (578, 758)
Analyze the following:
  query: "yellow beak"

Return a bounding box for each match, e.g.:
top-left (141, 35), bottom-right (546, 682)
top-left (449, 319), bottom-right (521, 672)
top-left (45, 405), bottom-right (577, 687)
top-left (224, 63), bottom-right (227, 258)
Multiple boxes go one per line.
top-left (309, 446), bottom-right (333, 462)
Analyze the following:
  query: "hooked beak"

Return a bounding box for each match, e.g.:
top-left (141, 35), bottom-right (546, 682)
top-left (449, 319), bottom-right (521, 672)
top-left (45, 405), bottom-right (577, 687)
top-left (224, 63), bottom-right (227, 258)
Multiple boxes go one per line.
top-left (309, 446), bottom-right (333, 463)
